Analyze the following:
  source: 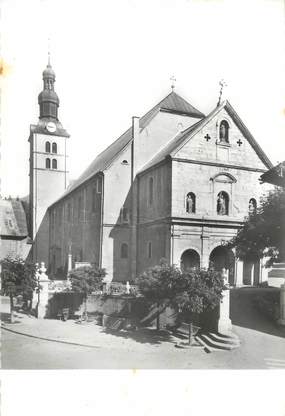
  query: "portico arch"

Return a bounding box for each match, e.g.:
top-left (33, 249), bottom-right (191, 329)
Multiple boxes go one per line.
top-left (181, 249), bottom-right (200, 272)
top-left (209, 245), bottom-right (235, 285)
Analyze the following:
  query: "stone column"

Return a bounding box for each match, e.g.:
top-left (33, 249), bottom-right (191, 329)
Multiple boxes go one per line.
top-left (278, 284), bottom-right (285, 326)
top-left (218, 269), bottom-right (232, 334)
top-left (235, 259), bottom-right (243, 286)
top-left (37, 262), bottom-right (50, 319)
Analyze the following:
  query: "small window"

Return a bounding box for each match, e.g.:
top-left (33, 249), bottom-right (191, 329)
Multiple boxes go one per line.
top-left (149, 177), bottom-right (154, 206)
top-left (147, 241), bottom-right (152, 259)
top-left (248, 198), bottom-right (257, 215)
top-left (122, 160), bottom-right (129, 165)
top-left (46, 158), bottom-right (51, 169)
top-left (52, 159), bottom-right (57, 169)
top-left (219, 120), bottom-right (229, 143)
top-left (217, 191), bottom-right (229, 215)
top-left (78, 196), bottom-right (82, 219)
top-left (92, 188), bottom-right (96, 212)
top-left (45, 141), bottom-right (51, 153)
top-left (121, 243), bottom-right (128, 259)
top-left (121, 207), bottom-right (129, 223)
top-left (186, 192), bottom-right (196, 213)
top-left (52, 142), bottom-right (57, 154)
top-left (67, 203), bottom-right (71, 221)
top-left (96, 177), bottom-right (102, 194)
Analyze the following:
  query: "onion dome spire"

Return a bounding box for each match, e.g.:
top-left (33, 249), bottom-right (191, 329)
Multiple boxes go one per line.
top-left (38, 54), bottom-right (59, 120)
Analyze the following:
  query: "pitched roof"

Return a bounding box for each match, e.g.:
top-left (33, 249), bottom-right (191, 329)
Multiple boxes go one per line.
top-left (140, 100), bottom-right (273, 173)
top-left (0, 199), bottom-right (28, 238)
top-left (51, 91), bottom-right (205, 205)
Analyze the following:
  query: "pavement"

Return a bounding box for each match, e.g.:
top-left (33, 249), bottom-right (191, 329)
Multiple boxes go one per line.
top-left (1, 288), bottom-right (285, 369)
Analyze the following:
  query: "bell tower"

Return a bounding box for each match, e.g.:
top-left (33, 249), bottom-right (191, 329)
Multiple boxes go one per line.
top-left (29, 57), bottom-right (70, 264)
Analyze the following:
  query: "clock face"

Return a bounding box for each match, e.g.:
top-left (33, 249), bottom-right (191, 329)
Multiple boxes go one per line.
top-left (46, 122), bottom-right (56, 133)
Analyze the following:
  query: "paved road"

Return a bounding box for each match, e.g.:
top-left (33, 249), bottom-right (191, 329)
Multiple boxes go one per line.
top-left (1, 288), bottom-right (285, 369)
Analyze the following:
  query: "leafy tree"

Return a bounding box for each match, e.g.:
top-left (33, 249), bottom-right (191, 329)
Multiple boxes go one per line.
top-left (136, 259), bottom-right (225, 334)
top-left (68, 265), bottom-right (106, 320)
top-left (1, 255), bottom-right (38, 323)
top-left (135, 259), bottom-right (183, 329)
top-left (229, 187), bottom-right (285, 266)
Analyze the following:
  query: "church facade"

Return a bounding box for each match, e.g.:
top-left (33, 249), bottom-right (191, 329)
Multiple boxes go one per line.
top-left (28, 63), bottom-right (273, 286)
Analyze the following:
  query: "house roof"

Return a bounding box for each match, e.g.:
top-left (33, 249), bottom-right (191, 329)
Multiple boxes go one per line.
top-left (51, 91), bottom-right (205, 205)
top-left (0, 199), bottom-right (28, 238)
top-left (140, 100), bottom-right (273, 173)
top-left (260, 161), bottom-right (285, 188)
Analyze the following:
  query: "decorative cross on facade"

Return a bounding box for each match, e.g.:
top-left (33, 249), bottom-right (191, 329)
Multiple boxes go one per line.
top-left (204, 134), bottom-right (211, 142)
top-left (217, 79), bottom-right (227, 106)
top-left (170, 75), bottom-right (176, 91)
top-left (237, 139), bottom-right (243, 146)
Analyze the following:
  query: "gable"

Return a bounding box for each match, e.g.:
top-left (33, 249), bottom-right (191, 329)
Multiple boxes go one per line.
top-left (173, 105), bottom-right (272, 171)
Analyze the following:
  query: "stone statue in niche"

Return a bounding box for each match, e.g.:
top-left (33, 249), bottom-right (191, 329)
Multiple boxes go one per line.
top-left (186, 193), bottom-right (195, 213)
top-left (219, 121), bottom-right (229, 143)
top-left (248, 199), bottom-right (256, 214)
top-left (217, 192), bottom-right (227, 215)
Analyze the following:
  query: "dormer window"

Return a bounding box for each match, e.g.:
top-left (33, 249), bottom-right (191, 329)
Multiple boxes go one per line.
top-left (219, 120), bottom-right (229, 143)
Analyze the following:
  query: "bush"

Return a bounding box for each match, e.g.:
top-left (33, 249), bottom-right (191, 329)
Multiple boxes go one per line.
top-left (253, 291), bottom-right (280, 321)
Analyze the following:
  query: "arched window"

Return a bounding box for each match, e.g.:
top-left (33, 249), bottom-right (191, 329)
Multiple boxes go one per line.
top-left (149, 177), bottom-right (154, 206)
top-left (248, 198), bottom-right (257, 215)
top-left (45, 141), bottom-right (51, 153)
top-left (52, 142), bottom-right (57, 154)
top-left (46, 158), bottom-right (51, 169)
top-left (219, 120), bottom-right (229, 143)
top-left (186, 192), bottom-right (196, 213)
top-left (121, 243), bottom-right (128, 259)
top-left (147, 241), bottom-right (152, 259)
top-left (217, 191), bottom-right (229, 215)
top-left (52, 159), bottom-right (57, 169)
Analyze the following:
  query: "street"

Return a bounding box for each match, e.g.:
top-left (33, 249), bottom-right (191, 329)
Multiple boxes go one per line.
top-left (1, 288), bottom-right (285, 369)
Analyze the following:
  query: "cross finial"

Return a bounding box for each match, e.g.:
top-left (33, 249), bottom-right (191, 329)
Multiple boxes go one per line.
top-left (217, 78), bottom-right (227, 106)
top-left (47, 37), bottom-right (51, 67)
top-left (170, 75), bottom-right (176, 92)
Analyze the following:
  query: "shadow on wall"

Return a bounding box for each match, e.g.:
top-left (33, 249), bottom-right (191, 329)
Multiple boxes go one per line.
top-left (26, 210), bottom-right (50, 269)
top-left (230, 288), bottom-right (285, 338)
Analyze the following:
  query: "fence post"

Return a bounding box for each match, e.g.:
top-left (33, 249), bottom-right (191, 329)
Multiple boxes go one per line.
top-left (37, 262), bottom-right (50, 319)
top-left (218, 268), bottom-right (232, 334)
top-left (278, 284), bottom-right (285, 326)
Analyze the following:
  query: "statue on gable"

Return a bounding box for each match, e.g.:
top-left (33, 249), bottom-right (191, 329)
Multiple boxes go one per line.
top-left (219, 121), bottom-right (229, 143)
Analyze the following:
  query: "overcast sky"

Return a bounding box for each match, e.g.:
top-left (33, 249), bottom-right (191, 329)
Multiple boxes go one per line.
top-left (1, 0), bottom-right (285, 198)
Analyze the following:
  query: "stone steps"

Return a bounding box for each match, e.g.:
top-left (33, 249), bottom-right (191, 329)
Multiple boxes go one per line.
top-left (196, 331), bottom-right (240, 352)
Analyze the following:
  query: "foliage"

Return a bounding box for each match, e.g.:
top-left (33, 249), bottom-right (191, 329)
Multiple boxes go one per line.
top-left (68, 265), bottom-right (106, 299)
top-left (1, 255), bottom-right (38, 298)
top-left (1, 255), bottom-right (38, 322)
top-left (175, 268), bottom-right (224, 315)
top-left (136, 259), bottom-right (225, 318)
top-left (229, 187), bottom-right (285, 265)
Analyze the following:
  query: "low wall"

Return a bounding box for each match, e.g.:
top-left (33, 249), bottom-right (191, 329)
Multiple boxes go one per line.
top-left (46, 292), bottom-right (219, 330)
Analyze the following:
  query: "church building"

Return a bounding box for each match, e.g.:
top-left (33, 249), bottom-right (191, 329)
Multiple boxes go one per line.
top-left (29, 62), bottom-right (273, 286)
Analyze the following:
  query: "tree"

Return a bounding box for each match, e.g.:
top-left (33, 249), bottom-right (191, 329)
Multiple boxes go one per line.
top-left (1, 255), bottom-right (38, 323)
top-left (136, 259), bottom-right (225, 335)
top-left (68, 265), bottom-right (106, 320)
top-left (229, 187), bottom-right (285, 266)
top-left (135, 259), bottom-right (183, 329)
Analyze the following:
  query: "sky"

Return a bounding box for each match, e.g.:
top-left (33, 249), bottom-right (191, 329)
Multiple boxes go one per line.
top-left (1, 0), bottom-right (285, 198)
